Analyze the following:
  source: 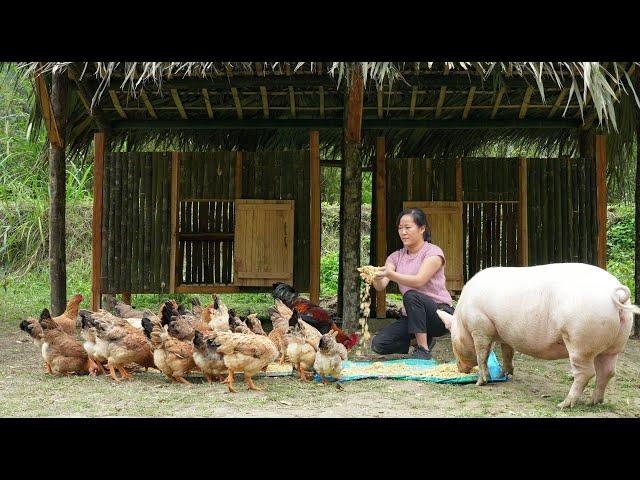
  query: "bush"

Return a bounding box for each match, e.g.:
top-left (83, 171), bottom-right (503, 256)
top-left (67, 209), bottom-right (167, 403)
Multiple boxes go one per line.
top-left (607, 203), bottom-right (635, 298)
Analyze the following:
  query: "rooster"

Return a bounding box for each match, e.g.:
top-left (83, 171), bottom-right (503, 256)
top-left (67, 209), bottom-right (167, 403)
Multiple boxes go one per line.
top-left (272, 282), bottom-right (358, 350)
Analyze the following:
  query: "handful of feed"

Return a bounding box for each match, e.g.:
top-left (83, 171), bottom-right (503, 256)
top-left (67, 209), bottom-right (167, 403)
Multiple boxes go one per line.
top-left (355, 265), bottom-right (386, 355)
top-left (343, 361), bottom-right (479, 379)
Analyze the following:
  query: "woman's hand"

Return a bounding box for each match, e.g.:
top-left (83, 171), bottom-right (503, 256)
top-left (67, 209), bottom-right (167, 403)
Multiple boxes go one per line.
top-left (374, 266), bottom-right (391, 280)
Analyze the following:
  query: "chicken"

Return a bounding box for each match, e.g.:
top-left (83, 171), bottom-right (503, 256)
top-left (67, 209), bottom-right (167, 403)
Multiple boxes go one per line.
top-left (228, 309), bottom-right (252, 334)
top-left (92, 314), bottom-right (155, 382)
top-left (208, 295), bottom-right (230, 331)
top-left (192, 330), bottom-right (227, 384)
top-left (43, 293), bottom-right (84, 335)
top-left (313, 330), bottom-right (348, 384)
top-left (38, 309), bottom-right (99, 376)
top-left (212, 330), bottom-right (279, 392)
top-left (191, 297), bottom-right (203, 317)
top-left (19, 317), bottom-right (48, 372)
top-left (245, 313), bottom-right (267, 336)
top-left (160, 301), bottom-right (211, 340)
top-left (142, 316), bottom-right (195, 384)
top-left (267, 299), bottom-right (293, 364)
top-left (285, 310), bottom-right (322, 381)
top-left (80, 309), bottom-right (141, 334)
top-left (272, 282), bottom-right (358, 349)
top-left (113, 301), bottom-right (153, 319)
top-left (79, 314), bottom-right (108, 375)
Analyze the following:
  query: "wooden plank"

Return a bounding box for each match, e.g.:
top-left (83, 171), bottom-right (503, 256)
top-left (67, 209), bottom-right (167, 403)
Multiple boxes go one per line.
top-left (153, 153), bottom-right (162, 289)
top-left (519, 86), bottom-right (535, 119)
top-left (376, 136), bottom-right (387, 315)
top-left (377, 89), bottom-right (383, 119)
top-left (541, 158), bottom-right (549, 264)
top-left (161, 154), bottom-right (170, 291)
top-left (113, 154), bottom-right (122, 293)
top-left (231, 87), bottom-right (243, 119)
top-left (548, 88), bottom-right (569, 118)
top-left (102, 153), bottom-right (112, 294)
top-left (435, 86), bottom-right (447, 119)
top-left (143, 154), bottom-right (152, 291)
top-left (131, 153), bottom-right (141, 292)
top-left (409, 85), bottom-right (418, 118)
top-left (518, 157), bottom-right (529, 266)
top-left (169, 152), bottom-right (179, 292)
top-left (289, 86), bottom-right (296, 118)
top-left (491, 87), bottom-right (506, 119)
top-left (455, 157), bottom-right (463, 201)
top-left (554, 158), bottom-right (563, 262)
top-left (462, 86), bottom-right (476, 119)
top-left (139, 90), bottom-right (157, 119)
top-left (310, 132), bottom-right (321, 304)
top-left (91, 132), bottom-right (105, 310)
top-left (34, 72), bottom-right (63, 148)
top-left (170, 89), bottom-right (188, 120)
top-left (202, 89), bottom-right (213, 119)
top-left (125, 153), bottom-right (134, 295)
top-left (136, 155), bottom-right (144, 290)
top-left (319, 86), bottom-right (325, 118)
top-left (596, 135), bottom-right (607, 268)
top-left (260, 86), bottom-right (269, 118)
top-left (109, 90), bottom-right (127, 119)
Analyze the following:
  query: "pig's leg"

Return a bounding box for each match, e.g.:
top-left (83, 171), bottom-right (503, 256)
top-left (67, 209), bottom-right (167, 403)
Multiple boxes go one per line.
top-left (588, 353), bottom-right (617, 406)
top-left (472, 333), bottom-right (493, 386)
top-left (500, 343), bottom-right (514, 377)
top-left (558, 346), bottom-right (596, 409)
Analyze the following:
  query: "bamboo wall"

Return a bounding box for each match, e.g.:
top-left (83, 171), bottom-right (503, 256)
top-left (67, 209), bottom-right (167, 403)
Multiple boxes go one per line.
top-left (100, 150), bottom-right (310, 295)
top-left (384, 157), bottom-right (597, 292)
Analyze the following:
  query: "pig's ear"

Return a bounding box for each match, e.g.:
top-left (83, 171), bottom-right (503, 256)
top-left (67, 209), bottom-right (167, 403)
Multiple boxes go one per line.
top-left (436, 309), bottom-right (455, 331)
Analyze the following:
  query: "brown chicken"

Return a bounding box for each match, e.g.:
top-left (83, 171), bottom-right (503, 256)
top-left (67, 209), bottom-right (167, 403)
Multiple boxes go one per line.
top-left (79, 315), bottom-right (108, 375)
top-left (142, 316), bottom-right (196, 384)
top-left (39, 309), bottom-right (99, 376)
top-left (313, 330), bottom-right (348, 384)
top-left (245, 313), bottom-right (267, 336)
top-left (228, 310), bottom-right (252, 334)
top-left (211, 330), bottom-right (279, 392)
top-left (286, 310), bottom-right (322, 381)
top-left (19, 317), bottom-right (48, 372)
top-left (92, 315), bottom-right (155, 382)
top-left (208, 295), bottom-right (230, 331)
top-left (268, 299), bottom-right (293, 364)
top-left (45, 293), bottom-right (84, 335)
top-left (191, 297), bottom-right (203, 317)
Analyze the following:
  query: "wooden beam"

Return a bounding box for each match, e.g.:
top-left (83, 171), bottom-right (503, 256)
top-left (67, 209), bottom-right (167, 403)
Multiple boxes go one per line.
top-left (436, 86), bottom-right (447, 119)
top-left (260, 86), bottom-right (269, 118)
top-left (109, 90), bottom-right (127, 119)
top-left (34, 73), bottom-right (63, 149)
top-left (231, 87), bottom-right (243, 119)
top-left (319, 86), bottom-right (325, 118)
top-left (170, 89), bottom-right (187, 119)
top-left (377, 89), bottom-right (383, 119)
top-left (375, 136), bottom-right (387, 319)
top-left (409, 85), bottom-right (418, 118)
top-left (111, 118), bottom-right (582, 131)
top-left (255, 62), bottom-right (263, 76)
top-left (548, 87), bottom-right (569, 118)
top-left (596, 135), bottom-right (607, 269)
top-left (519, 86), bottom-right (534, 119)
top-left (169, 152), bottom-right (179, 293)
top-left (463, 86), bottom-right (476, 119)
top-left (289, 86), bottom-right (296, 118)
top-left (518, 157), bottom-right (529, 266)
top-left (456, 156), bottom-right (463, 201)
top-left (491, 87), bottom-right (506, 119)
top-left (91, 132), bottom-right (105, 311)
top-left (235, 151), bottom-right (243, 199)
top-left (66, 64), bottom-right (111, 133)
top-left (139, 90), bottom-right (158, 119)
top-left (310, 131), bottom-right (321, 305)
top-left (202, 89), bottom-right (213, 119)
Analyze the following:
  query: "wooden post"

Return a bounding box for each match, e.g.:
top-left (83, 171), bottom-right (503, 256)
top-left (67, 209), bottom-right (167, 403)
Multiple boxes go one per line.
top-left (339, 65), bottom-right (364, 331)
top-left (455, 156), bottom-right (463, 202)
top-left (375, 137), bottom-right (387, 318)
top-left (121, 292), bottom-right (131, 305)
top-left (309, 131), bottom-right (321, 304)
top-left (91, 132), bottom-right (106, 311)
top-left (595, 134), bottom-right (607, 269)
top-left (49, 70), bottom-right (68, 316)
top-left (518, 157), bottom-right (529, 266)
top-left (169, 152), bottom-right (180, 293)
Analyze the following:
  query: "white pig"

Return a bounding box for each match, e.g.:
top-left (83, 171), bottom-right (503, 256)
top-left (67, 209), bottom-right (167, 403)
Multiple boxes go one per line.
top-left (436, 263), bottom-right (640, 408)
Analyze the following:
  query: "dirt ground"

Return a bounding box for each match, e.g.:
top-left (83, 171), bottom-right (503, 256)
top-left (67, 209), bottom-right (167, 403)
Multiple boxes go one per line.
top-left (2, 320), bottom-right (640, 418)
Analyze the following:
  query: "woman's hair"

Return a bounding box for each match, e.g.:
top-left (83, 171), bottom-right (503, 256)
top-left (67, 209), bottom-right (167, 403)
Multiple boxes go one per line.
top-left (396, 208), bottom-right (432, 242)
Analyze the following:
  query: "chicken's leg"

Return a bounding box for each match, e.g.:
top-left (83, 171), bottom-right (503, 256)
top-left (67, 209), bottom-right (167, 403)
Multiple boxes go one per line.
top-left (226, 370), bottom-right (237, 393)
top-left (320, 374), bottom-right (327, 385)
top-left (117, 366), bottom-right (132, 380)
top-left (174, 374), bottom-right (191, 385)
top-left (245, 375), bottom-right (263, 391)
top-left (107, 361), bottom-right (121, 382)
top-left (297, 363), bottom-right (307, 382)
top-left (45, 362), bottom-right (53, 374)
top-left (204, 373), bottom-right (213, 384)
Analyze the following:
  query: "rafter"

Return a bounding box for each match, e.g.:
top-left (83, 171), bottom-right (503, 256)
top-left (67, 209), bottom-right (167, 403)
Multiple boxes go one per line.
top-left (260, 86), bottom-right (269, 118)
top-left (255, 62), bottom-right (263, 76)
top-left (140, 90), bottom-right (157, 119)
top-left (548, 88), bottom-right (569, 118)
top-left (319, 86), bottom-right (325, 118)
top-left (202, 89), bottom-right (213, 119)
top-left (170, 89), bottom-right (187, 119)
top-left (519, 86), bottom-right (534, 119)
top-left (66, 64), bottom-right (111, 132)
top-left (231, 87), bottom-right (243, 120)
top-left (435, 86), bottom-right (447, 119)
top-left (409, 85), bottom-right (418, 118)
top-left (109, 90), bottom-right (127, 119)
top-left (289, 86), bottom-right (296, 118)
top-left (491, 87), bottom-right (507, 119)
top-left (377, 89), bottom-right (383, 119)
top-left (463, 86), bottom-right (476, 119)
top-left (34, 72), bottom-right (63, 148)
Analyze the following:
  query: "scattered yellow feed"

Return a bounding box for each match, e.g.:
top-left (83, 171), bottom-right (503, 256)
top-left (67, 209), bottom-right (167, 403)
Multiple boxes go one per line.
top-left (343, 361), bottom-right (479, 379)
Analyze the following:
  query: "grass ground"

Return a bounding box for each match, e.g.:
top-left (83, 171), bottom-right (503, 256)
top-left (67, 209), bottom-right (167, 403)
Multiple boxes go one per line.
top-left (2, 263), bottom-right (640, 417)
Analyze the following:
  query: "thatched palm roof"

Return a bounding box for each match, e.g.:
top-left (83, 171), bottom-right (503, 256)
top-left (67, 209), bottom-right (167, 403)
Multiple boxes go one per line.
top-left (15, 62), bottom-right (640, 172)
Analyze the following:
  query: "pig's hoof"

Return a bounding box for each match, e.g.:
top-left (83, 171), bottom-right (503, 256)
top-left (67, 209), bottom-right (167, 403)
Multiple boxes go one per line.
top-left (557, 398), bottom-right (575, 409)
top-left (475, 377), bottom-right (487, 386)
top-left (587, 397), bottom-right (604, 406)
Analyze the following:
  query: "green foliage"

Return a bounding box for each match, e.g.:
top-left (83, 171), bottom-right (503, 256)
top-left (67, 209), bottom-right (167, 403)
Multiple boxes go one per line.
top-left (320, 250), bottom-right (339, 296)
top-left (607, 203), bottom-right (635, 298)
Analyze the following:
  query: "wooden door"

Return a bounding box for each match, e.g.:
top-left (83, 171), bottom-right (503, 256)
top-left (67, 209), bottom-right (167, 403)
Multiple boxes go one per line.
top-left (403, 201), bottom-right (463, 293)
top-left (234, 200), bottom-right (294, 286)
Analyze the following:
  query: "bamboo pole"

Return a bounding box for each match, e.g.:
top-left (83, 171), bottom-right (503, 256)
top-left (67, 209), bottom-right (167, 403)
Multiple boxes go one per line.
top-left (518, 157), bottom-right (528, 266)
top-left (125, 153), bottom-right (134, 295)
top-left (130, 154), bottom-right (139, 292)
top-left (91, 132), bottom-right (105, 310)
top-left (375, 137), bottom-right (387, 318)
top-left (170, 152), bottom-right (180, 293)
top-left (143, 154), bottom-right (152, 291)
top-left (541, 158), bottom-right (549, 264)
top-left (596, 135), bottom-right (607, 268)
top-left (103, 152), bottom-right (112, 295)
top-left (113, 154), bottom-right (122, 293)
top-left (310, 131), bottom-right (321, 304)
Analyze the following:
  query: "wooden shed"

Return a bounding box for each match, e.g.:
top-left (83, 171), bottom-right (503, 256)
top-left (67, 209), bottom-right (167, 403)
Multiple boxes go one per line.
top-left (22, 62), bottom-right (640, 334)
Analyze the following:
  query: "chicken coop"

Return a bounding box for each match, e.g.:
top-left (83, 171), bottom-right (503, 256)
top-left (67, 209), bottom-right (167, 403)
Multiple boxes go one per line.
top-left (27, 62), bottom-right (639, 333)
